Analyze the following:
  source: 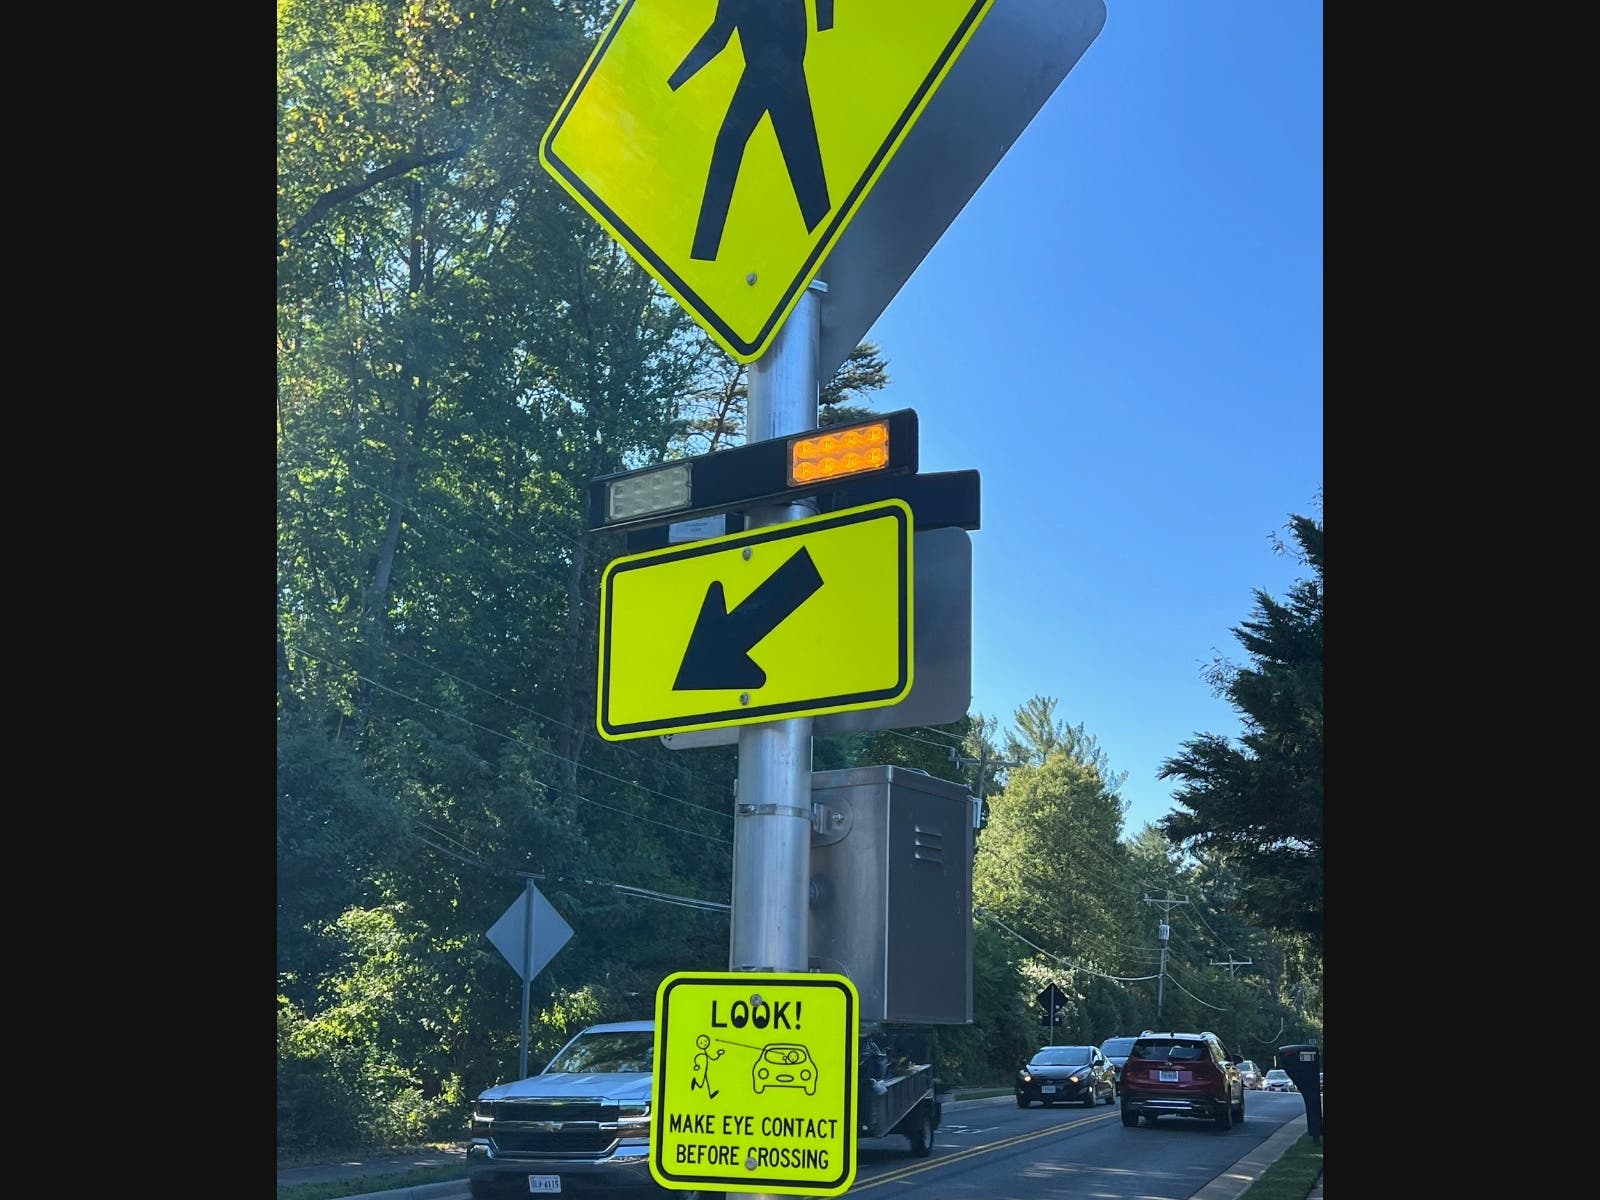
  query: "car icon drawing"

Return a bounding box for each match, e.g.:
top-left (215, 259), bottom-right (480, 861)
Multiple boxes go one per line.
top-left (752, 1044), bottom-right (816, 1096)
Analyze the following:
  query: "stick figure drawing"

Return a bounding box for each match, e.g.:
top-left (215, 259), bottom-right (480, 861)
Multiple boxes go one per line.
top-left (689, 1033), bottom-right (726, 1099)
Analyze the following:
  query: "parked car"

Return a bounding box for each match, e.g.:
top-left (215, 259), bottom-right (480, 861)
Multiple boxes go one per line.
top-left (1118, 1031), bottom-right (1244, 1130)
top-left (1263, 1068), bottom-right (1297, 1092)
top-left (1016, 1044), bottom-right (1116, 1108)
top-left (467, 1020), bottom-right (660, 1199)
top-left (1238, 1060), bottom-right (1263, 1090)
top-left (1099, 1035), bottom-right (1140, 1096)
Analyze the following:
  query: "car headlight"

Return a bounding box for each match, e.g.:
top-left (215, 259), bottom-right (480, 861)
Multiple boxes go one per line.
top-left (1019, 1070), bottom-right (1032, 1082)
top-left (1067, 1074), bottom-right (1081, 1084)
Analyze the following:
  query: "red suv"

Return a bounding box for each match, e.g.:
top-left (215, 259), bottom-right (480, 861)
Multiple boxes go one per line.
top-left (1118, 1031), bottom-right (1245, 1130)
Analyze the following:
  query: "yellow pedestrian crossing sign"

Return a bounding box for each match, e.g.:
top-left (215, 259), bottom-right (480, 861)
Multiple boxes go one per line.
top-left (597, 500), bottom-right (912, 741)
top-left (540, 0), bottom-right (997, 363)
top-left (650, 971), bottom-right (859, 1196)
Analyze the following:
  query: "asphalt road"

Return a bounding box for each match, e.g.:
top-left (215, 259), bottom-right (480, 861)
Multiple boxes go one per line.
top-left (850, 1089), bottom-right (1308, 1199)
top-left (296, 1090), bottom-right (1319, 1200)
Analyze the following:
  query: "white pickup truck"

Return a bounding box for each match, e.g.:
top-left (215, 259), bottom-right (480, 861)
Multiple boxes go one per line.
top-left (466, 1019), bottom-right (695, 1199)
top-left (466, 1018), bottom-right (939, 1198)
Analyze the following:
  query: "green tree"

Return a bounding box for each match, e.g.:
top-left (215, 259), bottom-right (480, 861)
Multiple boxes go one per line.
top-left (673, 341), bottom-right (892, 453)
top-left (278, 0), bottom-right (739, 1150)
top-left (1157, 507), bottom-right (1324, 952)
top-left (972, 699), bottom-right (1139, 1047)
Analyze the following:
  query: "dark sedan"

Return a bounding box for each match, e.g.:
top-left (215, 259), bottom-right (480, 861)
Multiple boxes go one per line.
top-left (1016, 1044), bottom-right (1116, 1108)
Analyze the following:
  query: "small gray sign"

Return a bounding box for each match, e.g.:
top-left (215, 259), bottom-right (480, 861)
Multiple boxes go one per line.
top-left (487, 884), bottom-right (573, 982)
top-left (667, 514), bottom-right (732, 544)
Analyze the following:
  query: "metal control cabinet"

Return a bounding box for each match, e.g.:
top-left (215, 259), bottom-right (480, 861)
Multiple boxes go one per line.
top-left (808, 765), bottom-right (974, 1024)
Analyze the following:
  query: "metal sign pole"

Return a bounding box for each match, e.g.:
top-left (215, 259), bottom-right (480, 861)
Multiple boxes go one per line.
top-left (519, 879), bottom-right (534, 1078)
top-left (728, 281), bottom-right (823, 1200)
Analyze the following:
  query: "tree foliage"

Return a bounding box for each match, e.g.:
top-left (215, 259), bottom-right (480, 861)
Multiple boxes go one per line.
top-left (673, 341), bottom-right (892, 453)
top-left (276, 1), bottom-right (912, 1154)
top-left (971, 698), bottom-right (1144, 1045)
top-left (1158, 509), bottom-right (1324, 952)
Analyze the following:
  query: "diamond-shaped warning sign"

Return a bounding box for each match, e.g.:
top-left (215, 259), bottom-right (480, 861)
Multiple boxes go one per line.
top-left (540, 0), bottom-right (996, 362)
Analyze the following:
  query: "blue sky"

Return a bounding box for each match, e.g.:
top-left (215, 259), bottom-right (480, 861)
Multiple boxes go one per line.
top-left (860, 1), bottom-right (1323, 836)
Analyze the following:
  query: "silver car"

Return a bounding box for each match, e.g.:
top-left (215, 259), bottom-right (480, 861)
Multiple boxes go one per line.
top-left (1238, 1060), bottom-right (1263, 1090)
top-left (1099, 1035), bottom-right (1140, 1096)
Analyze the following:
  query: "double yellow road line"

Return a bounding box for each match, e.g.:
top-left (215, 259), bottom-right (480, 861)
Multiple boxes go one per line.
top-left (851, 1109), bottom-right (1121, 1191)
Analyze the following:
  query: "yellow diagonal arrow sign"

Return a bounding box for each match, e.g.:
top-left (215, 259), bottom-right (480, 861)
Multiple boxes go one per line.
top-left (597, 500), bottom-right (912, 740)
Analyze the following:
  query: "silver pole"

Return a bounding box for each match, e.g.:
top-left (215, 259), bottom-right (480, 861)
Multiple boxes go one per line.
top-left (519, 879), bottom-right (534, 1078)
top-left (728, 281), bottom-right (823, 1200)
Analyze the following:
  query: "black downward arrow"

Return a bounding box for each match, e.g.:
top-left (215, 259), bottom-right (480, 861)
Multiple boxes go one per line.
top-left (673, 547), bottom-right (825, 691)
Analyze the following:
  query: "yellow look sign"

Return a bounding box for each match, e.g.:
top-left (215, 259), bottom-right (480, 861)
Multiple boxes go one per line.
top-left (541, 0), bottom-right (997, 362)
top-left (596, 500), bottom-right (912, 741)
top-left (651, 972), bottom-right (860, 1196)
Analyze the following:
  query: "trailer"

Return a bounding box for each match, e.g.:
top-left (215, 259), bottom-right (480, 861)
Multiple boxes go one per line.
top-left (857, 1043), bottom-right (940, 1157)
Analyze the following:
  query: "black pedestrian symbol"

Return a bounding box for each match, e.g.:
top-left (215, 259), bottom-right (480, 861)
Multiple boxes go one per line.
top-left (690, 1033), bottom-right (726, 1099)
top-left (668, 0), bottom-right (835, 261)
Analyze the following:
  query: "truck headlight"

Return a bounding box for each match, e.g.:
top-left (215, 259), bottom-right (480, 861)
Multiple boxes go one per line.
top-left (616, 1102), bottom-right (650, 1134)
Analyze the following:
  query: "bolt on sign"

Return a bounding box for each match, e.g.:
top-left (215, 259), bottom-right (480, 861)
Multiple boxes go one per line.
top-left (540, 0), bottom-right (997, 362)
top-left (651, 971), bottom-right (860, 1196)
top-left (596, 499), bottom-right (912, 741)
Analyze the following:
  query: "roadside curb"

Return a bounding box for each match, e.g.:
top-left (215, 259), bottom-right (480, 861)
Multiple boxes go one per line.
top-left (1191, 1113), bottom-right (1308, 1200)
top-left (296, 1182), bottom-right (467, 1200)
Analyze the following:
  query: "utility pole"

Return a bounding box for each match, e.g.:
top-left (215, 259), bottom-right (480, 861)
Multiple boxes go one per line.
top-left (1142, 892), bottom-right (1188, 1022)
top-left (728, 280), bottom-right (823, 1200)
top-left (949, 744), bottom-right (1022, 831)
top-left (1210, 956), bottom-right (1252, 980)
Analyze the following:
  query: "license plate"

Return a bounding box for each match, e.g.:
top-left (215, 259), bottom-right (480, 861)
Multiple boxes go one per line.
top-left (1040, 1085), bottom-right (1056, 1093)
top-left (1159, 1070), bottom-right (1179, 1082)
top-left (528, 1177), bottom-right (561, 1194)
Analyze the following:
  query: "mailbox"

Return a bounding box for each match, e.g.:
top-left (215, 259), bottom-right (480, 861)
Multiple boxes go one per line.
top-left (1278, 1043), bottom-right (1323, 1143)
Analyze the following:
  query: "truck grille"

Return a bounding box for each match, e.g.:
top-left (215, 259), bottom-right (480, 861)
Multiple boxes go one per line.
top-left (491, 1128), bottom-right (617, 1156)
top-left (480, 1099), bottom-right (632, 1157)
top-left (487, 1101), bottom-right (611, 1123)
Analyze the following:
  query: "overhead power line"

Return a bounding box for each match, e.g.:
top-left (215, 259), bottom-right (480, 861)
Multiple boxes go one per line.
top-left (517, 870), bottom-right (729, 914)
top-left (1160, 962), bottom-right (1229, 1012)
top-left (286, 642), bottom-right (732, 828)
top-left (978, 909), bottom-right (1160, 984)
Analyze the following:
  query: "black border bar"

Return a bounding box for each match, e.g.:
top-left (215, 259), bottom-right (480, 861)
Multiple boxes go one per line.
top-left (623, 468), bottom-right (978, 555)
top-left (589, 409), bottom-right (919, 533)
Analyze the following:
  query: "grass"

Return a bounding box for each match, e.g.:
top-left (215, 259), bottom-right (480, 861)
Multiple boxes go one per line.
top-left (277, 1160), bottom-right (468, 1200)
top-left (276, 1140), bottom-right (468, 1200)
top-left (1240, 1133), bottom-right (1324, 1200)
